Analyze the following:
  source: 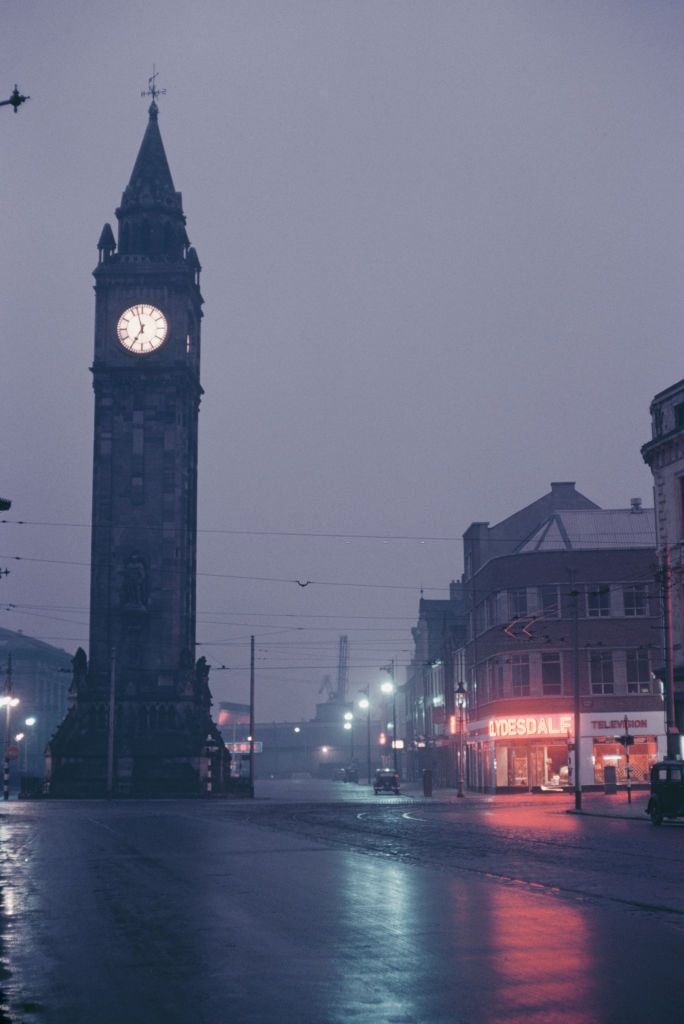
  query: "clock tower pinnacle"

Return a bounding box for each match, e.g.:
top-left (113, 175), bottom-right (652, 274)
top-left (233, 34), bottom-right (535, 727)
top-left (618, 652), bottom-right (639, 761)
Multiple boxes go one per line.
top-left (48, 101), bottom-right (229, 796)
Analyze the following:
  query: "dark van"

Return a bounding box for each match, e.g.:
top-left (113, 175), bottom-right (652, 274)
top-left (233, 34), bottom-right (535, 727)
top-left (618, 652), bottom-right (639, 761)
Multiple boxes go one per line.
top-left (646, 760), bottom-right (684, 826)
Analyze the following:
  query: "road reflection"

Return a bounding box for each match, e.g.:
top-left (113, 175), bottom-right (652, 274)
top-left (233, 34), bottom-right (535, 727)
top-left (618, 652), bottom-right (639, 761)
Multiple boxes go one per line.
top-left (328, 830), bottom-right (599, 1024)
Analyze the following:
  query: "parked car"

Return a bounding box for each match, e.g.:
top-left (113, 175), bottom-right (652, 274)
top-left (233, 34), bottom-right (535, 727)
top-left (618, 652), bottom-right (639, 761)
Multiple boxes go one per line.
top-left (645, 760), bottom-right (684, 825)
top-left (373, 768), bottom-right (400, 795)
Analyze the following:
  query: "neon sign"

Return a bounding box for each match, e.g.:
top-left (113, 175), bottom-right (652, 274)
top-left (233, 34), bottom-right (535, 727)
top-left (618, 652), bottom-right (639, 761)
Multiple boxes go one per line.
top-left (488, 715), bottom-right (573, 739)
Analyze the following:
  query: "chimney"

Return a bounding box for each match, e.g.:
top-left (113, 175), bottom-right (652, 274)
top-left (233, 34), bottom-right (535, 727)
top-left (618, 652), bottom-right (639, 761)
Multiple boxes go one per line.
top-left (630, 498), bottom-right (643, 513)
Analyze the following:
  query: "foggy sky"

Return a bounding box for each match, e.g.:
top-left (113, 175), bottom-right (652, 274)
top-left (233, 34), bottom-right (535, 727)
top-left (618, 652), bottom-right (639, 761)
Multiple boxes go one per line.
top-left (2, 1), bottom-right (684, 720)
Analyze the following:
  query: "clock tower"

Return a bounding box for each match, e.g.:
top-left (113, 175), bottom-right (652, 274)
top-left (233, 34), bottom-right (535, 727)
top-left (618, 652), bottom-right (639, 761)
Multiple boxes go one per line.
top-left (48, 98), bottom-right (229, 796)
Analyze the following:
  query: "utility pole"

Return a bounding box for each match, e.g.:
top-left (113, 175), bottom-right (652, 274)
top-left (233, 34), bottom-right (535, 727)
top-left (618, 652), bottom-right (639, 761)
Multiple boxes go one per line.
top-left (3, 654), bottom-right (13, 801)
top-left (249, 635), bottom-right (255, 798)
top-left (571, 584), bottom-right (582, 811)
top-left (106, 649), bottom-right (116, 797)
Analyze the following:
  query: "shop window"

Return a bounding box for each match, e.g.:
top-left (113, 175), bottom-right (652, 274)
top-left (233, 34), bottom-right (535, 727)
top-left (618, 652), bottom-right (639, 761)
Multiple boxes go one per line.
top-left (590, 650), bottom-right (614, 694)
top-left (511, 655), bottom-right (530, 697)
top-left (587, 586), bottom-right (610, 617)
top-left (541, 652), bottom-right (562, 695)
top-left (539, 585), bottom-right (559, 618)
top-left (626, 649), bottom-right (651, 693)
top-left (623, 584), bottom-right (648, 617)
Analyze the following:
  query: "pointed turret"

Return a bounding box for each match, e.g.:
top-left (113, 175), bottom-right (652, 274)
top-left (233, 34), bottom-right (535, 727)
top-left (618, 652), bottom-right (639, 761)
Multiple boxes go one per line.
top-left (115, 101), bottom-right (188, 260)
top-left (96, 222), bottom-right (116, 264)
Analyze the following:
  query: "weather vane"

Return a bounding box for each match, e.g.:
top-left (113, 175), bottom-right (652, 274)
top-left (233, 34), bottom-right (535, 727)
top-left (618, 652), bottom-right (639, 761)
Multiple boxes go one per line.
top-left (141, 66), bottom-right (166, 104)
top-left (0, 85), bottom-right (29, 114)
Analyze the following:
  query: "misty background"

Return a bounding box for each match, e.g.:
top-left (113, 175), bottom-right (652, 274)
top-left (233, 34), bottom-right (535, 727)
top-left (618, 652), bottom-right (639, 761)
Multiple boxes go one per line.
top-left (2, 1), bottom-right (683, 720)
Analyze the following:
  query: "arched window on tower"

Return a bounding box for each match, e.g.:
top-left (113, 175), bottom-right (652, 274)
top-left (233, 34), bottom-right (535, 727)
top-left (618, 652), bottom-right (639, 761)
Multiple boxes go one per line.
top-left (140, 219), bottom-right (151, 253)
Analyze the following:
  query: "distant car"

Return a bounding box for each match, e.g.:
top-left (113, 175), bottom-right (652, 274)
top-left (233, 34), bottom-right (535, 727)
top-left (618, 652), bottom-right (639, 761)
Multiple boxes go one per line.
top-left (344, 765), bottom-right (359, 783)
top-left (645, 760), bottom-right (684, 825)
top-left (373, 768), bottom-right (400, 795)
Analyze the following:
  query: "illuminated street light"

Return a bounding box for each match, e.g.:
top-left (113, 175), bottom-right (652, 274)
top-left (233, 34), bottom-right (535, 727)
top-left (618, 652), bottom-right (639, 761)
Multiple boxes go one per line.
top-left (357, 692), bottom-right (372, 784)
top-left (380, 673), bottom-right (398, 773)
top-left (343, 711), bottom-right (354, 760)
top-left (456, 682), bottom-right (467, 799)
top-left (2, 694), bottom-right (19, 801)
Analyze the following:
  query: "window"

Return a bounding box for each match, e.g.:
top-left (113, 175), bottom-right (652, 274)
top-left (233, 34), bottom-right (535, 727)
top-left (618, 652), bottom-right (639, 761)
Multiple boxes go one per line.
top-left (539, 585), bottom-right (559, 618)
top-left (623, 584), bottom-right (648, 617)
top-left (587, 586), bottom-right (610, 617)
top-left (488, 659), bottom-right (504, 699)
top-left (541, 653), bottom-right (562, 695)
top-left (509, 588), bottom-right (528, 618)
top-left (590, 651), bottom-right (614, 694)
top-left (626, 649), bottom-right (651, 694)
top-left (511, 655), bottom-right (530, 697)
top-left (675, 402), bottom-right (684, 428)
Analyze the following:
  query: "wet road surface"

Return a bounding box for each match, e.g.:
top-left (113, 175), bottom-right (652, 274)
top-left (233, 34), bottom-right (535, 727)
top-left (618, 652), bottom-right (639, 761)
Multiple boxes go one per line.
top-left (0, 781), bottom-right (681, 1024)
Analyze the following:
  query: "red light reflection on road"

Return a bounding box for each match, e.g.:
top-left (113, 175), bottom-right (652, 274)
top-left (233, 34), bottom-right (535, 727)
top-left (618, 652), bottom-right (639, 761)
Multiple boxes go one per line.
top-left (485, 885), bottom-right (594, 1022)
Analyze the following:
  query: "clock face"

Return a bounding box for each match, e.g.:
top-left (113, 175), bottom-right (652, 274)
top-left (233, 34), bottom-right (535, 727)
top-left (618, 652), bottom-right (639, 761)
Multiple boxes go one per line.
top-left (117, 304), bottom-right (168, 355)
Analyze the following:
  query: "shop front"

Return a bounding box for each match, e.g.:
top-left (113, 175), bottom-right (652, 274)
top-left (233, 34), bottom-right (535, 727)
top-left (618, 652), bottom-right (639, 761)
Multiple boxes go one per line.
top-left (466, 710), bottom-right (666, 793)
top-left (584, 712), bottom-right (665, 786)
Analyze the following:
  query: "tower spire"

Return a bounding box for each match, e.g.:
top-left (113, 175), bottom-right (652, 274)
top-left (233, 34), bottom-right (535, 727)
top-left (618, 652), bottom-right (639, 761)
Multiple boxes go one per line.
top-left (115, 78), bottom-right (188, 259)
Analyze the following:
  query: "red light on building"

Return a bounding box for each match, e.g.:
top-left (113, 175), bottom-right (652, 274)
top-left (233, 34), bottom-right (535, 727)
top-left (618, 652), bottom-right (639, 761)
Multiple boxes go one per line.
top-left (379, 732), bottom-right (387, 745)
top-left (449, 714), bottom-right (457, 735)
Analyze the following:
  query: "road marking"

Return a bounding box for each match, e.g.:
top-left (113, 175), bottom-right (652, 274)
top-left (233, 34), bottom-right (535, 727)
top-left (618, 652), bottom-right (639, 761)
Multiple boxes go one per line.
top-left (402, 812), bottom-right (427, 822)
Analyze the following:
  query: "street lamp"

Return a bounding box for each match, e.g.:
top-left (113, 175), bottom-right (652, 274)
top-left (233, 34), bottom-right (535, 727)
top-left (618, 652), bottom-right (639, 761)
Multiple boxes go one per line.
top-left (357, 694), bottom-right (371, 784)
top-left (380, 678), bottom-right (398, 773)
top-left (455, 682), bottom-right (467, 798)
top-left (343, 711), bottom-right (354, 762)
top-left (1, 695), bottom-right (20, 801)
top-left (23, 717), bottom-right (36, 773)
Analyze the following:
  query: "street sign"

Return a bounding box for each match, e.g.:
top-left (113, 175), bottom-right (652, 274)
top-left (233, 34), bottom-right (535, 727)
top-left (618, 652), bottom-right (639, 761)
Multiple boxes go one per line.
top-left (615, 735), bottom-right (635, 746)
top-left (226, 741), bottom-right (262, 754)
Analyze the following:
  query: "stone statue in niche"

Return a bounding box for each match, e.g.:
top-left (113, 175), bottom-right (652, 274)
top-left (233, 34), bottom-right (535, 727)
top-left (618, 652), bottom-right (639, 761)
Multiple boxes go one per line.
top-left (121, 552), bottom-right (148, 609)
top-left (195, 656), bottom-right (212, 701)
top-left (69, 647), bottom-right (88, 695)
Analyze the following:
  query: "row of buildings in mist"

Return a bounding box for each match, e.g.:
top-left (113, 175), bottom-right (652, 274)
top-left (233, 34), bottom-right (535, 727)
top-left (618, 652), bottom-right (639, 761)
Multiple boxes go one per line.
top-left (4, 381), bottom-right (684, 795)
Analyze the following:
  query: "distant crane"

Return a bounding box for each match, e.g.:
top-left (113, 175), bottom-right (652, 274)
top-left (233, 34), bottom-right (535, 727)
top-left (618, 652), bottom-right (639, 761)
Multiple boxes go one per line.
top-left (336, 635), bottom-right (349, 704)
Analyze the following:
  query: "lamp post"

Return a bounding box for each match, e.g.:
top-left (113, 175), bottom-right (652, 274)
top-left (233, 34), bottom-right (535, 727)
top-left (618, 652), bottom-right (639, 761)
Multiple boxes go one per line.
top-left (1, 695), bottom-right (20, 801)
top-left (380, 678), bottom-right (398, 773)
top-left (358, 694), bottom-right (371, 784)
top-left (456, 682), bottom-right (467, 798)
top-left (24, 717), bottom-right (36, 774)
top-left (343, 711), bottom-right (354, 762)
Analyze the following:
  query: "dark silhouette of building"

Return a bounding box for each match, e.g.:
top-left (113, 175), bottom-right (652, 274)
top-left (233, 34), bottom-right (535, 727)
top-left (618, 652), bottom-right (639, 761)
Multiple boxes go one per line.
top-left (47, 98), bottom-right (228, 796)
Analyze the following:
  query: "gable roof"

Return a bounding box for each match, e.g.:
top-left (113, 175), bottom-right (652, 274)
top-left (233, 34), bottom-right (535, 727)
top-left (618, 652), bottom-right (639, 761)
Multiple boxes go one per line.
top-left (517, 508), bottom-right (656, 553)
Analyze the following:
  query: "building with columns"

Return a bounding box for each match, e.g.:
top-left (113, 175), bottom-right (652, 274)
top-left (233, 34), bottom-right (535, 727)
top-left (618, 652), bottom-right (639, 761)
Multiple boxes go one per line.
top-left (642, 378), bottom-right (684, 755)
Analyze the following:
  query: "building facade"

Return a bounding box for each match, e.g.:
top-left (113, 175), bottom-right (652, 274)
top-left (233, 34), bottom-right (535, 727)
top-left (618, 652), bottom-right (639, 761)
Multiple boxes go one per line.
top-left (47, 99), bottom-right (229, 796)
top-left (458, 484), bottom-right (666, 792)
top-left (403, 582), bottom-right (465, 785)
top-left (642, 378), bottom-right (684, 755)
top-left (0, 628), bottom-right (71, 781)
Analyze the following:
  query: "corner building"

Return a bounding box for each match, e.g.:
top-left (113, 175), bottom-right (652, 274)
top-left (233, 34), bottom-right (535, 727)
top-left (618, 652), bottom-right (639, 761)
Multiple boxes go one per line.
top-left (48, 101), bottom-right (229, 795)
top-left (459, 483), bottom-right (666, 792)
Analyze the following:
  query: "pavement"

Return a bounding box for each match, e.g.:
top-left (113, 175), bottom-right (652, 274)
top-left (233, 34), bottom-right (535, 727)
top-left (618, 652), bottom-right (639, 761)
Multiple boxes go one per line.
top-left (396, 779), bottom-right (650, 819)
